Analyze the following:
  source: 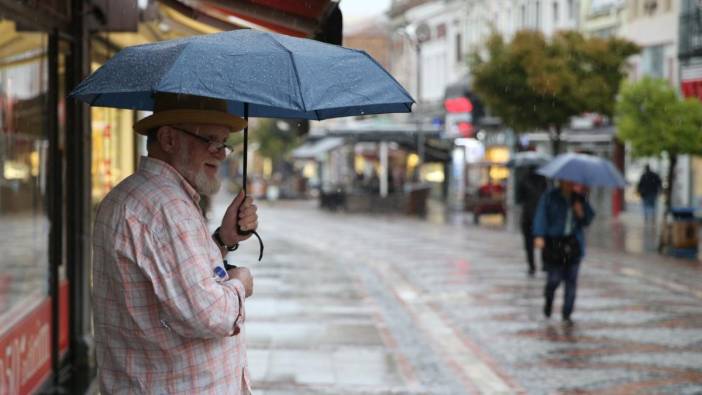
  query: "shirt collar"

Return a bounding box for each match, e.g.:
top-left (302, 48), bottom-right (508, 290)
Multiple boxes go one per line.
top-left (139, 156), bottom-right (201, 204)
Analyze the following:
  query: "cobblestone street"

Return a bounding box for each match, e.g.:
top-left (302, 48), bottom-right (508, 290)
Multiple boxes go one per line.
top-left (211, 194), bottom-right (702, 394)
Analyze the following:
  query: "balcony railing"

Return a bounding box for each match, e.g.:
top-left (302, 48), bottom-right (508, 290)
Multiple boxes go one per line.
top-left (680, 8), bottom-right (702, 60)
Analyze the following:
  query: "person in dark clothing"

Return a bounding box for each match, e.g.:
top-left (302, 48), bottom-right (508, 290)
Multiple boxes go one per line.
top-left (517, 167), bottom-right (548, 276)
top-left (533, 180), bottom-right (595, 325)
top-left (637, 165), bottom-right (662, 221)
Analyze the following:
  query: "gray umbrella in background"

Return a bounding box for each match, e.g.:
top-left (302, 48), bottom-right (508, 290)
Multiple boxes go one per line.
top-left (506, 151), bottom-right (552, 168)
top-left (537, 153), bottom-right (627, 188)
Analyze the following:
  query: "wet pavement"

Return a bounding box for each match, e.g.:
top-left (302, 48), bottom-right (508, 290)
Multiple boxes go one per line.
top-left (209, 194), bottom-right (702, 394)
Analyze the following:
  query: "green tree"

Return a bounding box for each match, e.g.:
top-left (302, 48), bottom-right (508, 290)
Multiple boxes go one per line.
top-left (470, 30), bottom-right (639, 153)
top-left (227, 119), bottom-right (303, 173)
top-left (616, 77), bottom-right (702, 211)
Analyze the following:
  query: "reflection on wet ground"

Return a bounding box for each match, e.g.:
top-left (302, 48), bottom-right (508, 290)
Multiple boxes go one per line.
top-left (211, 194), bottom-right (702, 394)
top-left (587, 213), bottom-right (662, 255)
top-left (433, 199), bottom-right (690, 258)
top-left (0, 214), bottom-right (49, 330)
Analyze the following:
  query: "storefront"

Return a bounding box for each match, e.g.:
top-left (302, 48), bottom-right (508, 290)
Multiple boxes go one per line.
top-left (0, 0), bottom-right (139, 392)
top-left (0, 13), bottom-right (71, 394)
top-left (304, 122), bottom-right (449, 213)
top-left (90, 104), bottom-right (136, 206)
top-left (680, 0), bottom-right (702, 207)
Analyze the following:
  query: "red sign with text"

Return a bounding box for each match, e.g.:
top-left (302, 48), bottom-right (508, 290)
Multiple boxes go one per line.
top-left (443, 97), bottom-right (473, 113)
top-left (0, 281), bottom-right (69, 395)
top-left (682, 79), bottom-right (702, 101)
top-left (0, 300), bottom-right (51, 394)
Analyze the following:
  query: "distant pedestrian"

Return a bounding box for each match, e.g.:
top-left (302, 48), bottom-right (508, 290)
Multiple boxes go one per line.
top-left (516, 166), bottom-right (548, 276)
top-left (637, 165), bottom-right (662, 222)
top-left (533, 180), bottom-right (595, 325)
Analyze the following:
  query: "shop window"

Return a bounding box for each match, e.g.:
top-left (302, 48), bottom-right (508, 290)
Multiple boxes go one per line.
top-left (436, 23), bottom-right (446, 39)
top-left (0, 19), bottom-right (50, 330)
top-left (568, 0), bottom-right (575, 19)
top-left (455, 33), bottom-right (462, 62)
top-left (642, 45), bottom-right (665, 78)
top-left (90, 65), bottom-right (135, 207)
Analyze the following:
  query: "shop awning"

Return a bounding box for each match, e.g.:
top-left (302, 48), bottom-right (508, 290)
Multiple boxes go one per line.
top-left (93, 1), bottom-right (342, 64)
top-left (291, 137), bottom-right (345, 159)
top-left (524, 126), bottom-right (616, 144)
top-left (158, 0), bottom-right (339, 38)
top-left (313, 122), bottom-right (442, 140)
top-left (311, 121), bottom-right (451, 162)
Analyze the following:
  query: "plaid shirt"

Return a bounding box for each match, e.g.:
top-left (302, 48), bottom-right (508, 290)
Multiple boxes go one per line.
top-left (92, 156), bottom-right (250, 394)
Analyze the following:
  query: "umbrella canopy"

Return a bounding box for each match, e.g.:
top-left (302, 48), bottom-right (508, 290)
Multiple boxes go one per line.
top-left (506, 151), bottom-right (552, 168)
top-left (69, 29), bottom-right (414, 119)
top-left (69, 29), bottom-right (415, 263)
top-left (537, 153), bottom-right (626, 188)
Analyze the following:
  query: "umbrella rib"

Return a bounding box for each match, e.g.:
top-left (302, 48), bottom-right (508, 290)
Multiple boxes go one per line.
top-left (89, 94), bottom-right (101, 106)
top-left (266, 35), bottom-right (308, 113)
top-left (153, 41), bottom-right (193, 96)
top-left (358, 49), bottom-right (415, 103)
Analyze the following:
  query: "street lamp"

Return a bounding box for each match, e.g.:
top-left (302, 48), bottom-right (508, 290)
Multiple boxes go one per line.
top-left (402, 23), bottom-right (430, 103)
top-left (401, 22), bottom-right (430, 181)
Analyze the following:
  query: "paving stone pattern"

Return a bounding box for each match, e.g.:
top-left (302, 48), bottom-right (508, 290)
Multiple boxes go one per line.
top-left (210, 196), bottom-right (702, 395)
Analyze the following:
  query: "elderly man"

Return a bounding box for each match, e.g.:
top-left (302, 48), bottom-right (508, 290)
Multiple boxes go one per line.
top-left (92, 93), bottom-right (258, 394)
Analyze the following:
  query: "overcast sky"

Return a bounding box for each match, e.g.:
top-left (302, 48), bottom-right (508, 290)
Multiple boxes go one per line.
top-left (339, 0), bottom-right (392, 24)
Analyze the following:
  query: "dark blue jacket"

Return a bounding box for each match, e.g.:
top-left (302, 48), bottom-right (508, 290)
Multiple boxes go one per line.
top-left (533, 187), bottom-right (595, 258)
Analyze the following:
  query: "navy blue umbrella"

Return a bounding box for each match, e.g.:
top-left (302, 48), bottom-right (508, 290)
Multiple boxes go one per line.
top-left (537, 153), bottom-right (626, 188)
top-left (70, 29), bottom-right (414, 262)
top-left (69, 29), bottom-right (414, 119)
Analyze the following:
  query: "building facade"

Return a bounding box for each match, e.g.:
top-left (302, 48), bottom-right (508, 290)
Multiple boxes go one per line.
top-left (0, 1), bottom-right (118, 392)
top-left (680, 0), bottom-right (702, 207)
top-left (388, 0), bottom-right (608, 212)
top-left (580, 0), bottom-right (626, 37)
top-left (388, 0), bottom-right (702, 213)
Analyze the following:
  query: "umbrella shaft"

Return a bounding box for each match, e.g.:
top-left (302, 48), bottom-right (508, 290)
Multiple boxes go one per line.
top-left (243, 102), bottom-right (249, 195)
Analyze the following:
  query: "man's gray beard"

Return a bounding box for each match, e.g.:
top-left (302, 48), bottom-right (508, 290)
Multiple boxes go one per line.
top-left (173, 144), bottom-right (221, 196)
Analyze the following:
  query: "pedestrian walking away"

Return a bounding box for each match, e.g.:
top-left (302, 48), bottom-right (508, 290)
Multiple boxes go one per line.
top-left (92, 93), bottom-right (259, 394)
top-left (533, 180), bottom-right (595, 325)
top-left (637, 164), bottom-right (662, 222)
top-left (516, 165), bottom-right (548, 276)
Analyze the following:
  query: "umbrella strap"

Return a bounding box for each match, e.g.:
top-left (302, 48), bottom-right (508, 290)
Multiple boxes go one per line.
top-left (253, 230), bottom-right (263, 261)
top-left (241, 103), bottom-right (264, 262)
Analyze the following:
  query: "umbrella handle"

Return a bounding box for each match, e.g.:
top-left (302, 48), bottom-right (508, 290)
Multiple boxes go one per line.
top-left (237, 102), bottom-right (263, 261)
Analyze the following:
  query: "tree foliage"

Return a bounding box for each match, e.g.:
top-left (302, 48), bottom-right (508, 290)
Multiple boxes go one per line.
top-left (470, 30), bottom-right (639, 153)
top-left (616, 77), bottom-right (702, 157)
top-left (251, 119), bottom-right (303, 168)
top-left (616, 77), bottom-right (702, 210)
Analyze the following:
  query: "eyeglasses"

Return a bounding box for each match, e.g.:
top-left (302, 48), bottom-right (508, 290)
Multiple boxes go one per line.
top-left (170, 126), bottom-right (234, 155)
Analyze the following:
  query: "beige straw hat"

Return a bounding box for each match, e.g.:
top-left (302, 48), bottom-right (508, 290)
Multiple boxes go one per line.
top-left (133, 93), bottom-right (247, 134)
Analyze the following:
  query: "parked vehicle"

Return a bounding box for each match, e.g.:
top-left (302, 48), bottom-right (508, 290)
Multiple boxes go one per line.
top-left (464, 162), bottom-right (507, 223)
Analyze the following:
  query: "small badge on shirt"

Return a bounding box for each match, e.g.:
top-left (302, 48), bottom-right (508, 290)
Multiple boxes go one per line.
top-left (160, 319), bottom-right (172, 332)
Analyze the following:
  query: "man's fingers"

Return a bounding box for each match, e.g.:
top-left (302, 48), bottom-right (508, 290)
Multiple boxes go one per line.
top-left (241, 217), bottom-right (257, 229)
top-left (240, 196), bottom-right (253, 209)
top-left (238, 204), bottom-right (257, 218)
top-left (228, 191), bottom-right (245, 210)
top-left (239, 218), bottom-right (258, 231)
